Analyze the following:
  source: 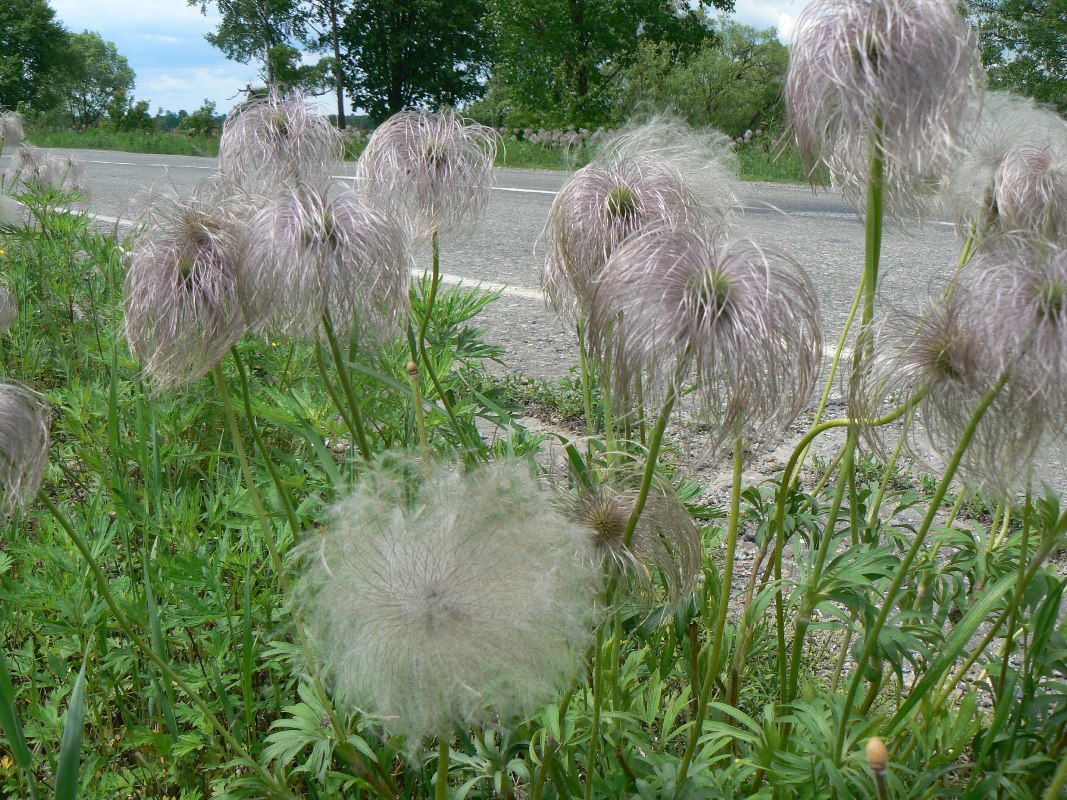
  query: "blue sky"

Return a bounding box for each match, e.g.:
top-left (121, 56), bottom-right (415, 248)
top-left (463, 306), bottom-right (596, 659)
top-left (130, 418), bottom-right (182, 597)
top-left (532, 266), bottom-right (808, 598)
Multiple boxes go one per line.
top-left (49, 0), bottom-right (810, 116)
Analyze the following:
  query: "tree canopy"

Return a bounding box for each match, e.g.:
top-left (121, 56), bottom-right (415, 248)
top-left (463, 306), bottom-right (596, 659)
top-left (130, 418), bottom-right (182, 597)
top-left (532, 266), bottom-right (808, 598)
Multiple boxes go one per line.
top-left (339, 0), bottom-right (492, 122)
top-left (971, 0), bottom-right (1067, 113)
top-left (59, 31), bottom-right (136, 128)
top-left (487, 0), bottom-right (735, 126)
top-left (0, 0), bottom-right (76, 110)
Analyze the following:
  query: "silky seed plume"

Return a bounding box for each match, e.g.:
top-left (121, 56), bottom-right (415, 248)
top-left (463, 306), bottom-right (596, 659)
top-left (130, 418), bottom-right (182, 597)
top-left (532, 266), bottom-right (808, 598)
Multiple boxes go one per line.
top-left (0, 382), bottom-right (50, 515)
top-left (295, 458), bottom-right (599, 751)
top-left (241, 184), bottom-right (413, 338)
top-left (218, 88), bottom-right (343, 194)
top-left (356, 109), bottom-right (498, 242)
top-left (123, 189), bottom-right (247, 390)
top-left (786, 0), bottom-right (984, 219)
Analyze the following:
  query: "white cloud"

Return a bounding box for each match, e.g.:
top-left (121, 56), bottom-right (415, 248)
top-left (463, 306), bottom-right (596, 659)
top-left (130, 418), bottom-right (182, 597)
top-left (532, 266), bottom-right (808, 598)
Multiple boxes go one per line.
top-left (730, 0), bottom-right (812, 42)
top-left (139, 66), bottom-right (259, 114)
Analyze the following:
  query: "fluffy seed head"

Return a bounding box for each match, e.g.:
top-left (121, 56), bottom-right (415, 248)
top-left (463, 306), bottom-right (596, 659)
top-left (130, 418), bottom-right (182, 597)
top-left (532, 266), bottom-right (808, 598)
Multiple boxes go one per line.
top-left (241, 185), bottom-right (412, 338)
top-left (994, 142), bottom-right (1067, 242)
top-left (945, 92), bottom-right (1067, 238)
top-left (0, 111), bottom-right (24, 153)
top-left (124, 190), bottom-right (247, 390)
top-left (0, 281), bottom-right (16, 334)
top-left (218, 89), bottom-right (343, 194)
top-left (786, 0), bottom-right (984, 218)
top-left (356, 109), bottom-right (498, 241)
top-left (5, 146), bottom-right (90, 198)
top-left (556, 475), bottom-right (701, 606)
top-left (295, 458), bottom-right (599, 749)
top-left (850, 294), bottom-right (1046, 495)
top-left (0, 382), bottom-right (49, 515)
top-left (589, 227), bottom-right (822, 453)
top-left (542, 148), bottom-right (714, 323)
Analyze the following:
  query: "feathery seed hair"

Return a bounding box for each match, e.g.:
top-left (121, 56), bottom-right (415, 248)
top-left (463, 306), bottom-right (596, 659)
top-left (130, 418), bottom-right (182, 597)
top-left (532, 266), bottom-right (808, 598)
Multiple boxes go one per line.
top-left (994, 142), bottom-right (1067, 243)
top-left (850, 294), bottom-right (1046, 494)
top-left (956, 238), bottom-right (1067, 418)
top-left (0, 281), bottom-right (16, 335)
top-left (355, 109), bottom-right (498, 242)
top-left (945, 92), bottom-right (1067, 238)
top-left (786, 0), bottom-right (984, 219)
top-left (218, 89), bottom-right (343, 194)
top-left (295, 458), bottom-right (599, 750)
top-left (589, 226), bottom-right (822, 453)
top-left (241, 184), bottom-right (413, 338)
top-left (542, 150), bottom-right (711, 323)
top-left (5, 146), bottom-right (90, 198)
top-left (556, 473), bottom-right (701, 606)
top-left (0, 111), bottom-right (24, 154)
top-left (124, 190), bottom-right (247, 390)
top-left (0, 382), bottom-right (50, 515)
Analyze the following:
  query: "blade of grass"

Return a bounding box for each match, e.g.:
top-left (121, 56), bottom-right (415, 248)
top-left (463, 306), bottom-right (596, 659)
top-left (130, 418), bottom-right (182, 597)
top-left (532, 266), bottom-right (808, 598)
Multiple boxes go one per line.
top-left (0, 648), bottom-right (38, 799)
top-left (55, 651), bottom-right (88, 800)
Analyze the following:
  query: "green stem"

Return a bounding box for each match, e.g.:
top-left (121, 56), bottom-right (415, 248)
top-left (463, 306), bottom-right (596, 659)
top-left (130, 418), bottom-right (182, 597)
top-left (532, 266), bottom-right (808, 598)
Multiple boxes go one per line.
top-left (418, 231), bottom-right (478, 460)
top-left (677, 435), bottom-right (745, 784)
top-left (436, 736), bottom-right (450, 800)
top-left (577, 320), bottom-right (595, 437)
top-left (833, 373), bottom-right (1009, 764)
top-left (231, 348), bottom-right (300, 538)
top-left (213, 365), bottom-right (287, 588)
top-left (1043, 752), bottom-right (1067, 800)
top-left (787, 446), bottom-right (855, 704)
top-left (37, 492), bottom-right (291, 796)
top-left (583, 625), bottom-right (605, 800)
top-left (314, 343), bottom-right (358, 441)
top-left (407, 360), bottom-right (431, 461)
top-left (863, 123), bottom-right (885, 333)
top-left (321, 310), bottom-right (372, 461)
top-left (621, 382), bottom-right (677, 549)
top-left (996, 485), bottom-right (1031, 700)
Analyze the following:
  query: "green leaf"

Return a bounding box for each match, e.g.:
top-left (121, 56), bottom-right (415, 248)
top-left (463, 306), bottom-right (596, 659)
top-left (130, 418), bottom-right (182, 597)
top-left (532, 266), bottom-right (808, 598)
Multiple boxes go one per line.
top-left (55, 652), bottom-right (89, 800)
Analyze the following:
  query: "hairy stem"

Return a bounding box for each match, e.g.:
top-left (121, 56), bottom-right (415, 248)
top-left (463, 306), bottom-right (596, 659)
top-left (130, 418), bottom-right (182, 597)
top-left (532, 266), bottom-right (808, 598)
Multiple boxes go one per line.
top-left (321, 310), bottom-right (373, 461)
top-left (677, 435), bottom-right (744, 783)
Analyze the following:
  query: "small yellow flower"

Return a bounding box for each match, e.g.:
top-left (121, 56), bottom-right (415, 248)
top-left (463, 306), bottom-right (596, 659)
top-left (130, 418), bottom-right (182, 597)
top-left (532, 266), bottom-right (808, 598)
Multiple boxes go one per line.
top-left (0, 754), bottom-right (14, 770)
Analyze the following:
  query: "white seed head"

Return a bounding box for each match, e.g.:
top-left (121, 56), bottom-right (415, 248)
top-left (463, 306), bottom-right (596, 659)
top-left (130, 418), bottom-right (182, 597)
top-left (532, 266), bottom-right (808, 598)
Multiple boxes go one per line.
top-left (355, 109), bottom-right (498, 242)
top-left (0, 382), bottom-right (49, 515)
top-left (218, 89), bottom-right (344, 194)
top-left (786, 0), bottom-right (984, 219)
top-left (0, 111), bottom-right (25, 153)
top-left (295, 458), bottom-right (599, 750)
top-left (0, 281), bottom-right (16, 334)
top-left (556, 472), bottom-right (701, 606)
top-left (542, 151), bottom-right (711, 323)
top-left (945, 92), bottom-right (1067, 238)
top-left (123, 190), bottom-right (247, 390)
top-left (241, 185), bottom-right (413, 338)
top-left (589, 227), bottom-right (822, 454)
top-left (5, 146), bottom-right (90, 198)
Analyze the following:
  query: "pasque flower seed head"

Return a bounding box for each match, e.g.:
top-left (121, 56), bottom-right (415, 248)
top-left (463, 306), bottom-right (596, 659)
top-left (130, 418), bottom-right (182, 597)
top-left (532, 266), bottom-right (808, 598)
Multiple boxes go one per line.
top-left (589, 226), bottom-right (822, 454)
top-left (218, 88), bottom-right (343, 194)
top-left (124, 189), bottom-right (247, 390)
top-left (356, 109), bottom-right (498, 242)
top-left (0, 382), bottom-right (49, 515)
top-left (786, 0), bottom-right (983, 218)
top-left (241, 185), bottom-right (412, 339)
top-left (295, 459), bottom-right (599, 750)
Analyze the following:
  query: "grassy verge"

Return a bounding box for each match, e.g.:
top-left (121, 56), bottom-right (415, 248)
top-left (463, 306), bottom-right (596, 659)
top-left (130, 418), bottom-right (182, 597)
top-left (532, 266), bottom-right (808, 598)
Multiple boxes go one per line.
top-left (23, 126), bottom-right (220, 157)
top-left (18, 126), bottom-right (825, 183)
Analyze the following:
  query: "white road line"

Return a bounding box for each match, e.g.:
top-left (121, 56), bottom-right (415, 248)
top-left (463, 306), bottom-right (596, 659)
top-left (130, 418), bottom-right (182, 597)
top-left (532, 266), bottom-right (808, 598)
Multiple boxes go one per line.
top-left (493, 186), bottom-right (558, 196)
top-left (83, 159), bottom-right (216, 170)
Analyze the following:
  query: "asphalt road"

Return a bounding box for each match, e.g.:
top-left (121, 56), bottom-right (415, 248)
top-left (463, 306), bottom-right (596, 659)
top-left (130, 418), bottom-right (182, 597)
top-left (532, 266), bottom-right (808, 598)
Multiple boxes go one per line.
top-left (1, 146), bottom-right (964, 380)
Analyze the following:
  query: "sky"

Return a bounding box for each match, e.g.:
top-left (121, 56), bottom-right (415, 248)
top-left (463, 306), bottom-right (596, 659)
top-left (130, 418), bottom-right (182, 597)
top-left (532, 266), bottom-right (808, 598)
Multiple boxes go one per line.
top-left (49, 0), bottom-right (811, 116)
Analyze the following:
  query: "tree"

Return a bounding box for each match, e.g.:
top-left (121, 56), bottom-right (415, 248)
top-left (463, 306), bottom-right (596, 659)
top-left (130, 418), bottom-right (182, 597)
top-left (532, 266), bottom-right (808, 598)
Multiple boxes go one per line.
top-left (488, 0), bottom-right (735, 127)
top-left (338, 0), bottom-right (492, 122)
top-left (615, 20), bottom-right (788, 136)
top-left (189, 0), bottom-right (306, 84)
top-left (970, 0), bottom-right (1067, 113)
top-left (58, 31), bottom-right (136, 128)
top-left (0, 0), bottom-right (76, 111)
top-left (302, 0), bottom-right (350, 127)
